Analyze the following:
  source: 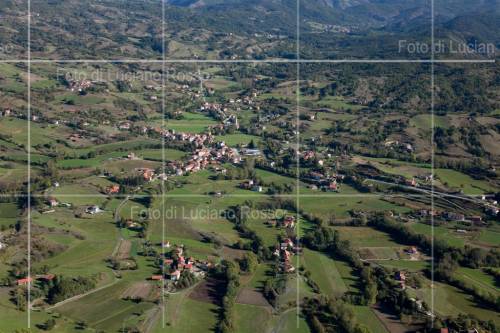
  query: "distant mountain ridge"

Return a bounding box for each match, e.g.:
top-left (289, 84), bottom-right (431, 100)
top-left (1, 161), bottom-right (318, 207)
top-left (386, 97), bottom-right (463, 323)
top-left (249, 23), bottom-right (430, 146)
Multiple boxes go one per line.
top-left (166, 0), bottom-right (499, 30)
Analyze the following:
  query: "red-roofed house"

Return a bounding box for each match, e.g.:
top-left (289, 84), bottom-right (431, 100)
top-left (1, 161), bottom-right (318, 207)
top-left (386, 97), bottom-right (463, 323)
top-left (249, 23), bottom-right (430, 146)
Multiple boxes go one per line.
top-left (151, 275), bottom-right (163, 281)
top-left (17, 277), bottom-right (33, 286)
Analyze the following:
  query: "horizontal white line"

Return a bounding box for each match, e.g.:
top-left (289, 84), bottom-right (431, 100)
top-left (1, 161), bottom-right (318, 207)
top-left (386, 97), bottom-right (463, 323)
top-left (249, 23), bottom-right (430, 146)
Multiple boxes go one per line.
top-left (0, 59), bottom-right (496, 64)
top-left (0, 193), bottom-right (487, 198)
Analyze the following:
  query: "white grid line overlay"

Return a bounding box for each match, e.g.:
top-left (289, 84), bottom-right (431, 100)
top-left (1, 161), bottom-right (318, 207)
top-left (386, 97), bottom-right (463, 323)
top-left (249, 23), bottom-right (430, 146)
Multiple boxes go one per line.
top-left (0, 193), bottom-right (489, 199)
top-left (2, 59), bottom-right (495, 63)
top-left (296, 0), bottom-right (301, 327)
top-left (27, 0), bottom-right (32, 327)
top-left (430, 0), bottom-right (436, 325)
top-left (17, 0), bottom-right (498, 330)
top-left (161, 0), bottom-right (167, 327)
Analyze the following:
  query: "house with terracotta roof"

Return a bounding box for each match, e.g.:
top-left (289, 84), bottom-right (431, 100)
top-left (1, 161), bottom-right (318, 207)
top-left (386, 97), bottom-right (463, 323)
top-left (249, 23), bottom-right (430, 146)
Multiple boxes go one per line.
top-left (17, 277), bottom-right (33, 286)
top-left (106, 184), bottom-right (120, 194)
top-left (151, 275), bottom-right (163, 281)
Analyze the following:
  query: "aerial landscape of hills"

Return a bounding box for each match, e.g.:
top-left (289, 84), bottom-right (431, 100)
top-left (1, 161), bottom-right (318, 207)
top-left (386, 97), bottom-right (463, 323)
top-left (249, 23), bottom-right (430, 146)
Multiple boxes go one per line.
top-left (0, 0), bottom-right (498, 332)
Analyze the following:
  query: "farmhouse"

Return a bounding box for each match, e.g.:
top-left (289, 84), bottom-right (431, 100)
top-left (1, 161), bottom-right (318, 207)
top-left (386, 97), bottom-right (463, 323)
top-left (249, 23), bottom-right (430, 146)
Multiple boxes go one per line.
top-left (17, 277), bottom-right (33, 286)
top-left (106, 184), bottom-right (120, 194)
top-left (240, 179), bottom-right (255, 189)
top-left (125, 220), bottom-right (142, 230)
top-left (86, 205), bottom-right (102, 214)
top-left (405, 178), bottom-right (417, 187)
top-left (282, 216), bottom-right (295, 228)
top-left (137, 168), bottom-right (155, 182)
top-left (252, 185), bottom-right (263, 192)
top-left (35, 274), bottom-right (55, 281)
top-left (470, 216), bottom-right (483, 225)
top-left (406, 246), bottom-right (419, 255)
top-left (48, 198), bottom-right (58, 207)
top-left (443, 211), bottom-right (465, 221)
top-left (150, 275), bottom-right (163, 281)
top-left (118, 122), bottom-right (131, 130)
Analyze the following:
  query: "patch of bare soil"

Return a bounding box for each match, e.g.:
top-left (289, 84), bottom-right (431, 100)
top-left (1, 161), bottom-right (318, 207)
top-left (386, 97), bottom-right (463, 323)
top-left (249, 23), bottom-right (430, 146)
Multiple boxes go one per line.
top-left (189, 277), bottom-right (221, 305)
top-left (121, 282), bottom-right (153, 300)
top-left (372, 306), bottom-right (422, 333)
top-left (115, 239), bottom-right (131, 260)
top-left (221, 246), bottom-right (246, 260)
top-left (236, 288), bottom-right (271, 307)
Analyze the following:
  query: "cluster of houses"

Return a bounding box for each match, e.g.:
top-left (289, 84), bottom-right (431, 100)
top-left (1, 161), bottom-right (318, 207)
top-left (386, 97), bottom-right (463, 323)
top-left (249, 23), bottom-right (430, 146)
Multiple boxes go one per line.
top-left (267, 216), bottom-right (296, 229)
top-left (135, 167), bottom-right (159, 182)
top-left (416, 209), bottom-right (491, 225)
top-left (481, 196), bottom-right (499, 216)
top-left (150, 243), bottom-right (209, 285)
top-left (162, 129), bottom-right (213, 148)
top-left (208, 116), bottom-right (240, 134)
top-left (165, 141), bottom-right (241, 177)
top-left (306, 171), bottom-right (344, 192)
top-left (68, 79), bottom-right (92, 92)
top-left (240, 179), bottom-right (263, 193)
top-left (43, 198), bottom-right (71, 212)
top-left (198, 87), bottom-right (258, 133)
top-left (273, 237), bottom-right (301, 273)
top-left (384, 140), bottom-right (414, 153)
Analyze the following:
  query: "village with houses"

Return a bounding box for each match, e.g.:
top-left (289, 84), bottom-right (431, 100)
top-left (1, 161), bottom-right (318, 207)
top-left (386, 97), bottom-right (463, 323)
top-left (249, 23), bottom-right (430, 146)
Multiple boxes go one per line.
top-left (0, 5), bottom-right (499, 330)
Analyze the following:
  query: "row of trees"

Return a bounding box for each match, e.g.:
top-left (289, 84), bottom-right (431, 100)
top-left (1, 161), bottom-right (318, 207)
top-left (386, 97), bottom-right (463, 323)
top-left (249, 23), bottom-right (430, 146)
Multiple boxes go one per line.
top-left (302, 296), bottom-right (371, 333)
top-left (45, 276), bottom-right (97, 304)
top-left (215, 261), bottom-right (240, 333)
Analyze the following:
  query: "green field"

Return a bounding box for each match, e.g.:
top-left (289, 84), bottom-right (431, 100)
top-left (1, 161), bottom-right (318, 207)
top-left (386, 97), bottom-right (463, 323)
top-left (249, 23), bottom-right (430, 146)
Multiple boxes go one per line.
top-left (413, 279), bottom-right (500, 325)
top-left (234, 304), bottom-right (274, 333)
top-left (351, 306), bottom-right (389, 333)
top-left (0, 202), bottom-right (19, 228)
top-left (477, 228), bottom-right (500, 247)
top-left (303, 249), bottom-right (348, 296)
top-left (165, 112), bottom-right (217, 133)
top-left (408, 222), bottom-right (466, 248)
top-left (410, 114), bottom-right (451, 132)
top-left (435, 169), bottom-right (496, 195)
top-left (300, 195), bottom-right (410, 220)
top-left (216, 133), bottom-right (261, 147)
top-left (158, 293), bottom-right (219, 333)
top-left (456, 267), bottom-right (499, 296)
top-left (56, 278), bottom-right (154, 332)
top-left (333, 226), bottom-right (401, 248)
top-left (372, 260), bottom-right (430, 272)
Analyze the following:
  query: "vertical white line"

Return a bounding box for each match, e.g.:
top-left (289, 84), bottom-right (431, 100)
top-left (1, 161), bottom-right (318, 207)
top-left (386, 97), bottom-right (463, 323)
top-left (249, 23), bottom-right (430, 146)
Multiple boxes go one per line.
top-left (430, 0), bottom-right (436, 327)
top-left (27, 0), bottom-right (31, 328)
top-left (199, 68), bottom-right (206, 103)
top-left (161, 0), bottom-right (166, 328)
top-left (296, 0), bottom-right (301, 328)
